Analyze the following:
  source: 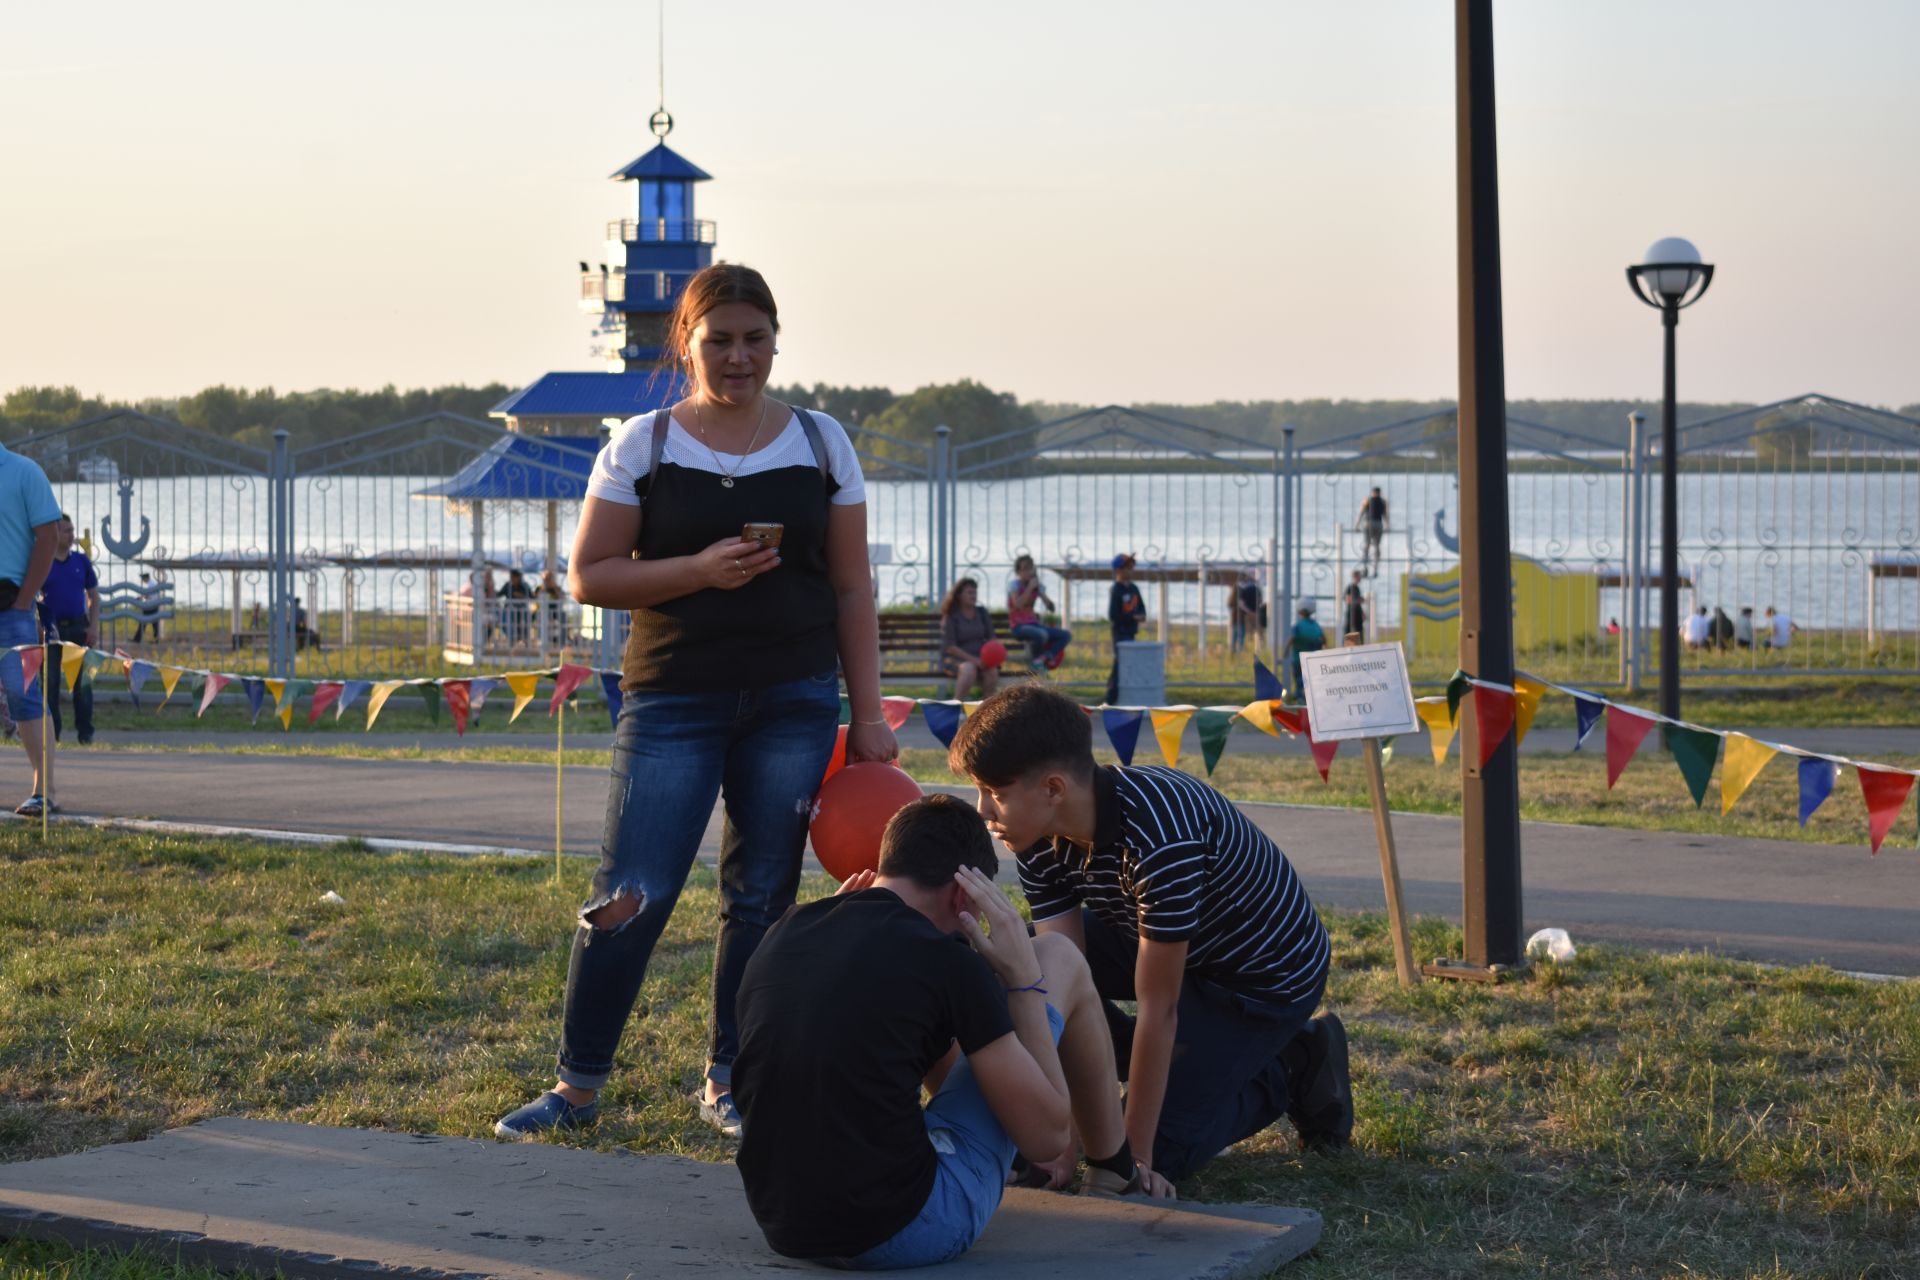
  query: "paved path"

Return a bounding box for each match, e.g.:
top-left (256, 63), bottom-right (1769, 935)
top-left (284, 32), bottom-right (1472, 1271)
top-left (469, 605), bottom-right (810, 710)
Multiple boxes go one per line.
top-left (10, 748), bottom-right (1916, 976)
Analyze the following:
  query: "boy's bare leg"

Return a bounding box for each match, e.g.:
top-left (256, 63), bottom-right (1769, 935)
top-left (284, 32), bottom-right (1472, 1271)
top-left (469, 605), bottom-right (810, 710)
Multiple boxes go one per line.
top-left (1032, 933), bottom-right (1124, 1171)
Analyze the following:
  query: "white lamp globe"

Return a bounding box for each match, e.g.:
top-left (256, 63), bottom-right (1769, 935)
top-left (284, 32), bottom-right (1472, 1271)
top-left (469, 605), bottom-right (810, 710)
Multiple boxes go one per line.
top-left (1643, 237), bottom-right (1703, 300)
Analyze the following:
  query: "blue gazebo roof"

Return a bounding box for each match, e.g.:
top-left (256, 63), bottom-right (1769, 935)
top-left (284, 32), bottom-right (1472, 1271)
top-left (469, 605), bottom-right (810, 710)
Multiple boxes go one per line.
top-left (414, 434), bottom-right (601, 503)
top-left (611, 141), bottom-right (713, 182)
top-left (489, 372), bottom-right (681, 420)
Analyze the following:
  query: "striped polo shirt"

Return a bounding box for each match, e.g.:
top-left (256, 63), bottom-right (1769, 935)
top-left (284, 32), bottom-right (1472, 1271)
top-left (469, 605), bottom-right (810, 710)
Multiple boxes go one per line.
top-left (1020, 765), bottom-right (1331, 1009)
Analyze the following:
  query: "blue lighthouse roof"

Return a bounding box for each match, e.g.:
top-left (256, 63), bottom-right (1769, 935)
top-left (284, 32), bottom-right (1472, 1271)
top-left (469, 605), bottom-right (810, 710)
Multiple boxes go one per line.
top-left (610, 141), bottom-right (713, 182)
top-left (490, 372), bottom-right (683, 420)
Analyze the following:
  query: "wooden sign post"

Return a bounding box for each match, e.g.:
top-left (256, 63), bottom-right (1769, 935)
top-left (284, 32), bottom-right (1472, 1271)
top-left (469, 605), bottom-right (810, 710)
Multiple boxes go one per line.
top-left (1298, 636), bottom-right (1421, 987)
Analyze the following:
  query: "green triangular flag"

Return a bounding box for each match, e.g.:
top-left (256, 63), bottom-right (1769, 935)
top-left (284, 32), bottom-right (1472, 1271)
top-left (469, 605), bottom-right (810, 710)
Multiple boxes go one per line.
top-left (421, 681), bottom-right (441, 724)
top-left (1445, 669), bottom-right (1470, 724)
top-left (275, 678), bottom-right (307, 712)
top-left (1196, 709), bottom-right (1235, 776)
top-left (1665, 725), bottom-right (1721, 808)
top-left (839, 695), bottom-right (851, 727)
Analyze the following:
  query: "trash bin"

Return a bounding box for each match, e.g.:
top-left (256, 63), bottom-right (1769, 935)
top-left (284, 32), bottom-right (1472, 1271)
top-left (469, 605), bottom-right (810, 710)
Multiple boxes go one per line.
top-left (1115, 640), bottom-right (1167, 707)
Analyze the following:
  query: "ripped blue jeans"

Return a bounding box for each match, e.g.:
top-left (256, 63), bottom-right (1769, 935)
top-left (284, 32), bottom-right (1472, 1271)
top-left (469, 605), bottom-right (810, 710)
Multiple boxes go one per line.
top-left (556, 670), bottom-right (841, 1093)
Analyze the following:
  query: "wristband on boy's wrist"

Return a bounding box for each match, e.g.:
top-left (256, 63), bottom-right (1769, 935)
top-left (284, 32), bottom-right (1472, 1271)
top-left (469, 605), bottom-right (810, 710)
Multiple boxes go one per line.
top-left (1004, 975), bottom-right (1047, 995)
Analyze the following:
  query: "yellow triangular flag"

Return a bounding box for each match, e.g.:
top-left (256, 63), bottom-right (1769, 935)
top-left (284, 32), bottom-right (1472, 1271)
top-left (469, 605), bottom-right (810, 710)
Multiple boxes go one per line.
top-left (1415, 698), bottom-right (1458, 766)
top-left (157, 665), bottom-right (187, 711)
top-left (278, 699), bottom-right (294, 730)
top-left (1720, 733), bottom-right (1779, 815)
top-left (1150, 708), bottom-right (1193, 769)
top-left (962, 701), bottom-right (983, 717)
top-left (1514, 676), bottom-right (1547, 747)
top-left (264, 678), bottom-right (285, 711)
top-left (62, 644), bottom-right (84, 692)
top-left (1240, 700), bottom-right (1279, 737)
top-left (506, 672), bottom-right (541, 723)
top-left (366, 680), bottom-right (405, 730)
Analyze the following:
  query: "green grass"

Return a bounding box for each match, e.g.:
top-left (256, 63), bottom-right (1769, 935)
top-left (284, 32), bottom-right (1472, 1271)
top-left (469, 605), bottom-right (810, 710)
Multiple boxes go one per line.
top-left (2, 828), bottom-right (1916, 1277)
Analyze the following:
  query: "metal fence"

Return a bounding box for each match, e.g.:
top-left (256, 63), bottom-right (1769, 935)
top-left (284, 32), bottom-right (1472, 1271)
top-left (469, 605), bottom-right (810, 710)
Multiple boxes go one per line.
top-left (13, 393), bottom-right (1916, 688)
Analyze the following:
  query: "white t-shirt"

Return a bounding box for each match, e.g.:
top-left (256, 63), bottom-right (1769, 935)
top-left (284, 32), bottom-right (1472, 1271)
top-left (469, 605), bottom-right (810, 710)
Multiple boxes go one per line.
top-left (1685, 612), bottom-right (1711, 643)
top-left (585, 407), bottom-right (867, 508)
top-left (1771, 614), bottom-right (1792, 647)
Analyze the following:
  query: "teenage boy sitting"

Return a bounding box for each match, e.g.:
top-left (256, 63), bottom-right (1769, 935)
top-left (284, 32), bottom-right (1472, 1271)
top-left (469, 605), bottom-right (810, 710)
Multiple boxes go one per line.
top-left (949, 684), bottom-right (1353, 1184)
top-left (732, 795), bottom-right (1171, 1270)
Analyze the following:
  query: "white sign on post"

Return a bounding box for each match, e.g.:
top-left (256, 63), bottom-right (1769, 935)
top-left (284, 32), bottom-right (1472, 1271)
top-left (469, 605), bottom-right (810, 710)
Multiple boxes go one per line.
top-left (1297, 642), bottom-right (1418, 742)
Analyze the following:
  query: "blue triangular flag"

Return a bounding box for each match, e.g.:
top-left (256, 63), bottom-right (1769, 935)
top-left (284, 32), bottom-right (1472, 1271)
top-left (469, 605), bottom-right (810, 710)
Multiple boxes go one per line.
top-left (922, 701), bottom-right (963, 749)
top-left (1103, 708), bottom-right (1145, 766)
top-left (1797, 757), bottom-right (1838, 827)
top-left (243, 677), bottom-right (266, 725)
top-left (1253, 658), bottom-right (1284, 704)
top-left (599, 671), bottom-right (624, 725)
top-left (1572, 693), bottom-right (1605, 751)
top-left (334, 679), bottom-right (373, 719)
top-left (127, 659), bottom-right (155, 707)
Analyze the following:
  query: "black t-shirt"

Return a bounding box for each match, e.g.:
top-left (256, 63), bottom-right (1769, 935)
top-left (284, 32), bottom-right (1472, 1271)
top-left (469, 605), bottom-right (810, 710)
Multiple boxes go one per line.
top-left (1109, 581), bottom-right (1145, 638)
top-left (1365, 494), bottom-right (1387, 522)
top-left (733, 889), bottom-right (1014, 1260)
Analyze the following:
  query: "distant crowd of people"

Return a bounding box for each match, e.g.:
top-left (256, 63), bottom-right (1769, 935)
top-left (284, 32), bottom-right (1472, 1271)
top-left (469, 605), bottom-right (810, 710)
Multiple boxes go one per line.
top-left (1681, 604), bottom-right (1799, 652)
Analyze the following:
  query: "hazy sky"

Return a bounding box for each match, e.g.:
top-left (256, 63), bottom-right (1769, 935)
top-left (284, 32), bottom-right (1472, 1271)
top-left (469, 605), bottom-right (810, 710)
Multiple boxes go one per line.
top-left (4, 1), bottom-right (1916, 407)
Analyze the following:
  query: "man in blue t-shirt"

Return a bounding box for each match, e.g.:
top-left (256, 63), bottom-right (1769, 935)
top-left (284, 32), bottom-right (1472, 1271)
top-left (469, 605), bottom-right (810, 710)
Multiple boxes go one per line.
top-left (0, 441), bottom-right (64, 816)
top-left (37, 515), bottom-right (98, 744)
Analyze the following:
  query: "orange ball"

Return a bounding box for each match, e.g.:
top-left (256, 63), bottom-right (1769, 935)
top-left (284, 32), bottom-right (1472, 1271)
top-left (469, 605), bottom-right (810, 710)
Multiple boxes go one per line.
top-left (979, 640), bottom-right (1008, 669)
top-left (809, 761), bottom-right (924, 882)
top-left (821, 724), bottom-right (850, 786)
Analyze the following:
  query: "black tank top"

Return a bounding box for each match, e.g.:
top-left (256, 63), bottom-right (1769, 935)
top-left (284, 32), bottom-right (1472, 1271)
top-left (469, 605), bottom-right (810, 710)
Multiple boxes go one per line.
top-left (622, 456), bottom-right (839, 692)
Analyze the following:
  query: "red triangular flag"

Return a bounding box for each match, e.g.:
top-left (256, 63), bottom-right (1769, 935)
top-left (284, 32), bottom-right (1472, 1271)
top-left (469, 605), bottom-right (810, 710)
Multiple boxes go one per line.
top-left (1605, 707), bottom-right (1657, 789)
top-left (1473, 684), bottom-right (1515, 770)
top-left (445, 679), bottom-right (472, 736)
top-left (1273, 704), bottom-right (1307, 736)
top-left (1858, 767), bottom-right (1917, 855)
top-left (19, 646), bottom-right (44, 689)
top-left (1301, 708), bottom-right (1339, 782)
top-left (881, 697), bottom-right (915, 731)
top-left (307, 680), bottom-right (344, 725)
top-left (548, 664), bottom-right (591, 714)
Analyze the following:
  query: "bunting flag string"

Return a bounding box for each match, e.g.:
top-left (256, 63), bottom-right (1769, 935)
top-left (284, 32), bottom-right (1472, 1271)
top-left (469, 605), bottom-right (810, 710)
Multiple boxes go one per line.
top-left (8, 642), bottom-right (1917, 854)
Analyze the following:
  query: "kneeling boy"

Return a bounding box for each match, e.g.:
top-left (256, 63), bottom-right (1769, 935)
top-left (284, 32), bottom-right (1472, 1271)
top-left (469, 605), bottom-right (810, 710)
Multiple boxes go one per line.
top-left (949, 685), bottom-right (1353, 1185)
top-left (733, 795), bottom-right (1170, 1269)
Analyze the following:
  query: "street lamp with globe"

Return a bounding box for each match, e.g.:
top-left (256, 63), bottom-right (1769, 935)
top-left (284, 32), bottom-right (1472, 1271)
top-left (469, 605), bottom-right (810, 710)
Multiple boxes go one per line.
top-left (1626, 237), bottom-right (1714, 728)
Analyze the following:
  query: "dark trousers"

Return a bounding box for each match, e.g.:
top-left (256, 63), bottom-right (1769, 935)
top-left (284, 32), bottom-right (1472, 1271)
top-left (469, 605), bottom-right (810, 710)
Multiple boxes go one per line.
top-left (1076, 908), bottom-right (1321, 1180)
top-left (1104, 629), bottom-right (1137, 704)
top-left (47, 629), bottom-right (94, 742)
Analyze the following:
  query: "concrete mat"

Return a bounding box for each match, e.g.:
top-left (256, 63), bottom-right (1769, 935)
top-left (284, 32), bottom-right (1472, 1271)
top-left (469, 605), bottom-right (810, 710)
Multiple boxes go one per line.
top-left (0, 1119), bottom-right (1320, 1279)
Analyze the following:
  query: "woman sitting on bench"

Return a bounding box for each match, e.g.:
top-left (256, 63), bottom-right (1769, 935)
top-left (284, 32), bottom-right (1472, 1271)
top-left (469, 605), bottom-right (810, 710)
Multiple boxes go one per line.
top-left (940, 577), bottom-right (999, 700)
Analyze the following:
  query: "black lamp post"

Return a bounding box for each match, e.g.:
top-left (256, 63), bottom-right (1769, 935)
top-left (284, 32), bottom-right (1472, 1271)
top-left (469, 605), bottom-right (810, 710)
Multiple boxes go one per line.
top-left (1626, 239), bottom-right (1713, 728)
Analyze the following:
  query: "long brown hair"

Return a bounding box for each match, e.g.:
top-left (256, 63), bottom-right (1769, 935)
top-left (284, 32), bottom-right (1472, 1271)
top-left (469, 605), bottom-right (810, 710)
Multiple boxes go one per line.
top-left (940, 576), bottom-right (980, 619)
top-left (665, 263), bottom-right (780, 375)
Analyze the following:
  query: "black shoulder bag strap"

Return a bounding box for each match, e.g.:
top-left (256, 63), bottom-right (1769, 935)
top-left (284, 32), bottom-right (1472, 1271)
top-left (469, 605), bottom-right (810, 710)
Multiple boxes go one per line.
top-left (635, 405), bottom-right (834, 506)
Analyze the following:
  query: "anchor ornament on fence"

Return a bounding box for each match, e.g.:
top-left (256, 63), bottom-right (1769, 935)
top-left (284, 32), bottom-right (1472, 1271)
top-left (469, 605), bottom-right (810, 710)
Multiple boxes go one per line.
top-left (99, 477), bottom-right (151, 560)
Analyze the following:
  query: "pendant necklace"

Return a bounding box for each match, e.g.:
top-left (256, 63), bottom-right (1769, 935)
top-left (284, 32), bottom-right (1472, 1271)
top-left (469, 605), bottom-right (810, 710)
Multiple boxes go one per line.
top-left (693, 396), bottom-right (772, 489)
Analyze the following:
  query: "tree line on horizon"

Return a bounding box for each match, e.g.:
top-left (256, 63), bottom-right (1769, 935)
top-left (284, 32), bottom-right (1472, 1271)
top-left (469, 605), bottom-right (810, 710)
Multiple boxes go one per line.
top-left (3, 381), bottom-right (1914, 461)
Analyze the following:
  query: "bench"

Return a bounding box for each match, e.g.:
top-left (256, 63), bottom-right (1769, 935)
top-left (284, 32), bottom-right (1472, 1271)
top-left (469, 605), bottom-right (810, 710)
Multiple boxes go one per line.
top-left (878, 610), bottom-right (1038, 682)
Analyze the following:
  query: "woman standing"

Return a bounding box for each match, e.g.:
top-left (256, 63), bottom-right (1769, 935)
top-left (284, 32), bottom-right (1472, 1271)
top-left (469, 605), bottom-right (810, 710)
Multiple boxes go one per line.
top-left (939, 576), bottom-right (1000, 700)
top-left (496, 264), bottom-right (895, 1141)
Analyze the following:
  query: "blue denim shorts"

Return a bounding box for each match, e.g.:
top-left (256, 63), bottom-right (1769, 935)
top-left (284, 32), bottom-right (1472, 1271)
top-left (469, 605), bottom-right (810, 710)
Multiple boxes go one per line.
top-left (832, 1003), bottom-right (1066, 1271)
top-left (0, 608), bottom-right (46, 722)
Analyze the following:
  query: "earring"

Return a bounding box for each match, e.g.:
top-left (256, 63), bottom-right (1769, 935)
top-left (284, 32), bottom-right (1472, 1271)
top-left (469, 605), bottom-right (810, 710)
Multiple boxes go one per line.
top-left (773, 347), bottom-right (781, 354)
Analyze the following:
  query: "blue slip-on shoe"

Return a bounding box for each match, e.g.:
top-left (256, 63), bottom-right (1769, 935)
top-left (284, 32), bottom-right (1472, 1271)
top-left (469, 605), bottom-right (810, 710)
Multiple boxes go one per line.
top-left (494, 1090), bottom-right (597, 1141)
top-left (691, 1090), bottom-right (744, 1139)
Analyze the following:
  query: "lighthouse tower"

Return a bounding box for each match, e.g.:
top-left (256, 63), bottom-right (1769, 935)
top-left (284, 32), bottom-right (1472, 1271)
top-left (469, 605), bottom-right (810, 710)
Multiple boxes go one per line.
top-left (583, 110), bottom-right (715, 373)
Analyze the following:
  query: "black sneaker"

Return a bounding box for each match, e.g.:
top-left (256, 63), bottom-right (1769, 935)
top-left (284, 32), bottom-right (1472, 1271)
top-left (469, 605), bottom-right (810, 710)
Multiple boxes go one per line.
top-left (1287, 1013), bottom-right (1353, 1153)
